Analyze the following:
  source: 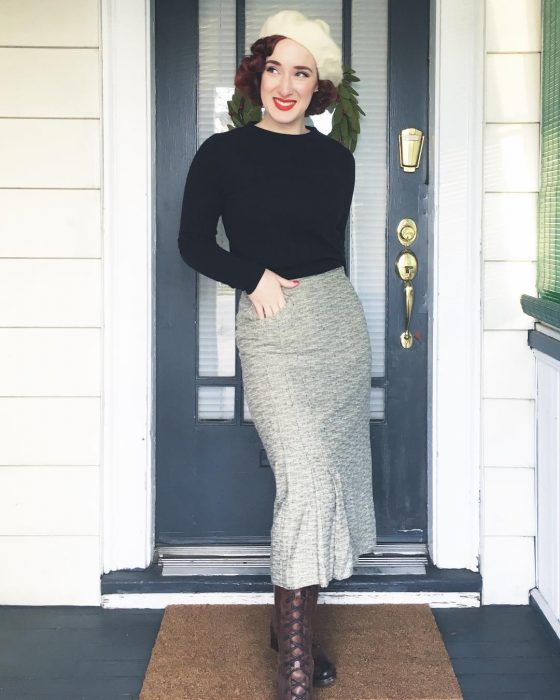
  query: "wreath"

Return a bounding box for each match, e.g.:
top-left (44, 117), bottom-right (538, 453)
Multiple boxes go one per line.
top-left (226, 65), bottom-right (364, 153)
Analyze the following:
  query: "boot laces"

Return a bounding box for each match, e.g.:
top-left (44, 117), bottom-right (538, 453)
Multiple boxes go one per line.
top-left (278, 588), bottom-right (314, 698)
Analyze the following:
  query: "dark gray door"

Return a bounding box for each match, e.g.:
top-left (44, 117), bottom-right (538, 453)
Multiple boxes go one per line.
top-left (155, 0), bottom-right (430, 550)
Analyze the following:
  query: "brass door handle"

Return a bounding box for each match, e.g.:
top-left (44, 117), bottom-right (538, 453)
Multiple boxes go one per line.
top-left (394, 219), bottom-right (418, 349)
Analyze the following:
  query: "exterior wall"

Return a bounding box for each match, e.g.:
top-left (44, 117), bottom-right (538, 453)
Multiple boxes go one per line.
top-left (0, 0), bottom-right (102, 604)
top-left (480, 0), bottom-right (541, 603)
top-left (0, 0), bottom-right (544, 606)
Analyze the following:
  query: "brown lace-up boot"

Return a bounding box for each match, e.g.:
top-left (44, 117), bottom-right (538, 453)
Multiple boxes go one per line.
top-left (273, 584), bottom-right (316, 699)
top-left (270, 585), bottom-right (336, 687)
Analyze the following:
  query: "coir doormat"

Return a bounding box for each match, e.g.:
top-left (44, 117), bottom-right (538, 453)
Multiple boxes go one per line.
top-left (140, 603), bottom-right (463, 699)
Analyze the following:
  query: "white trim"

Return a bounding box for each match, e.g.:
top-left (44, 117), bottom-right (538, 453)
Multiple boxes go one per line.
top-left (100, 0), bottom-right (482, 575)
top-left (534, 348), bottom-right (560, 371)
top-left (428, 0), bottom-right (483, 570)
top-left (101, 591), bottom-right (481, 609)
top-left (535, 321), bottom-right (560, 343)
top-left (530, 588), bottom-right (560, 642)
top-left (100, 0), bottom-right (155, 572)
top-left (532, 352), bottom-right (560, 627)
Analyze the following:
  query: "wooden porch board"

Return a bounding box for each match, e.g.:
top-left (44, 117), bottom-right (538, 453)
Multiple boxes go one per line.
top-left (0, 605), bottom-right (559, 699)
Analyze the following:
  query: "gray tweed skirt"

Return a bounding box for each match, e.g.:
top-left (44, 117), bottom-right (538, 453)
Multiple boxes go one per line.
top-left (235, 265), bottom-right (377, 589)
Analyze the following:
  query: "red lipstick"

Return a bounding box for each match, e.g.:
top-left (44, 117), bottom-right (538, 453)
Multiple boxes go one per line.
top-left (273, 97), bottom-right (296, 111)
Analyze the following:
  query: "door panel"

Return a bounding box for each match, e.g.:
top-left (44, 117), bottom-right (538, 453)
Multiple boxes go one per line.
top-left (155, 0), bottom-right (429, 547)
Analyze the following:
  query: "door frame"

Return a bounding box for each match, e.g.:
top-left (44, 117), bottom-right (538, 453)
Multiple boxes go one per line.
top-left (100, 0), bottom-right (483, 575)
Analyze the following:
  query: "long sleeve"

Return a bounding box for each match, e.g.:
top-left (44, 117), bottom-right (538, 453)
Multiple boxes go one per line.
top-left (336, 149), bottom-right (356, 238)
top-left (177, 135), bottom-right (267, 294)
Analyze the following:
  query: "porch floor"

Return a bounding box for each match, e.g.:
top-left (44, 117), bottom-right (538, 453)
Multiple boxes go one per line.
top-left (1, 604), bottom-right (559, 699)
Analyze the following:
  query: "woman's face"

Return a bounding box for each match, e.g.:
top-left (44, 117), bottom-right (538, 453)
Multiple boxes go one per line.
top-left (260, 38), bottom-right (319, 127)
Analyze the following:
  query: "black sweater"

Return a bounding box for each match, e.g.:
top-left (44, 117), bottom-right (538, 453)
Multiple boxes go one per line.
top-left (178, 121), bottom-right (355, 294)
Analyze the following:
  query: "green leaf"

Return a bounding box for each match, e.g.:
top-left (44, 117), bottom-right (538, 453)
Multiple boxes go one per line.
top-left (333, 107), bottom-right (344, 125)
top-left (341, 116), bottom-right (349, 144)
top-left (330, 124), bottom-right (341, 141)
top-left (337, 83), bottom-right (350, 97)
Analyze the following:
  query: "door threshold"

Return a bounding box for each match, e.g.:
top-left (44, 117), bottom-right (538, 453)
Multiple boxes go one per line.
top-left (101, 562), bottom-right (481, 606)
top-left (156, 543), bottom-right (429, 577)
top-left (100, 561), bottom-right (481, 608)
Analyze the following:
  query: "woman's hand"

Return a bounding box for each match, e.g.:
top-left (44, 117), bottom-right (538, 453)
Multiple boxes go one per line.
top-left (248, 269), bottom-right (300, 319)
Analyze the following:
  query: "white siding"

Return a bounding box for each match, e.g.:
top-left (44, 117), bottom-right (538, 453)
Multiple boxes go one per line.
top-left (0, 48), bottom-right (100, 116)
top-left (0, 0), bottom-right (101, 605)
top-left (481, 0), bottom-right (541, 604)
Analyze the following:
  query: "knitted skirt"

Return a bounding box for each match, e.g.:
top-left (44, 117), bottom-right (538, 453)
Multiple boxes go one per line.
top-left (235, 265), bottom-right (377, 589)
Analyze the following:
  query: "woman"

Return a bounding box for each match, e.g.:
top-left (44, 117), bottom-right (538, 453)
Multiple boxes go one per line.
top-left (178, 10), bottom-right (376, 699)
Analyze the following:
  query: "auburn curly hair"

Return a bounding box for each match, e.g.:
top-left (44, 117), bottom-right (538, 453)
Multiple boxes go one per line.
top-left (234, 35), bottom-right (338, 117)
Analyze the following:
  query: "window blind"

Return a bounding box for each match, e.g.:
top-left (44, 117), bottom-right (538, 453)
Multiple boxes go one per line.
top-left (538, 0), bottom-right (560, 303)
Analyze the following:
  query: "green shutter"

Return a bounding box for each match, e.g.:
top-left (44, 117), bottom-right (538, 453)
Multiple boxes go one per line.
top-left (538, 0), bottom-right (560, 303)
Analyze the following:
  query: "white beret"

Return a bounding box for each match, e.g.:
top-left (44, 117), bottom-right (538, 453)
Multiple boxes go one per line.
top-left (256, 10), bottom-right (343, 88)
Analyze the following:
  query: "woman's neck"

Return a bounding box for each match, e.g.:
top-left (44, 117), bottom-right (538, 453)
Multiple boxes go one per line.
top-left (255, 114), bottom-right (310, 136)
